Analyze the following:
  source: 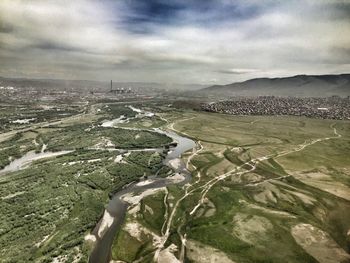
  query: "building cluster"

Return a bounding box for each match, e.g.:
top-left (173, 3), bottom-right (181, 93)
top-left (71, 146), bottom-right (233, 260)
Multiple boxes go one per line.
top-left (202, 96), bottom-right (350, 120)
top-left (110, 87), bottom-right (132, 94)
top-left (0, 85), bottom-right (139, 103)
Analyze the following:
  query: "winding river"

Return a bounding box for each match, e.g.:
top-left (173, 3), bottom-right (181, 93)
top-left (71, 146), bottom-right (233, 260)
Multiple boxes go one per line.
top-left (88, 121), bottom-right (196, 263)
top-left (0, 106), bottom-right (196, 262)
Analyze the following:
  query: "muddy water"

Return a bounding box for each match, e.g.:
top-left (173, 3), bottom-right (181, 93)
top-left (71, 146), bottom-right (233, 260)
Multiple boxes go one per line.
top-left (154, 128), bottom-right (196, 165)
top-left (89, 129), bottom-right (196, 263)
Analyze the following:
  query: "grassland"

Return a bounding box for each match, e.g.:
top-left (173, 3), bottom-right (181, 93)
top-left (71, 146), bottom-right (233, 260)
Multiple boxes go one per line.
top-left (111, 110), bottom-right (350, 263)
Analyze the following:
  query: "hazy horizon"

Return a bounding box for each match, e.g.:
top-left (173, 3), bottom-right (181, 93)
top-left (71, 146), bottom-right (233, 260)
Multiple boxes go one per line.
top-left (1, 72), bottom-right (350, 87)
top-left (1, 0), bottom-right (350, 85)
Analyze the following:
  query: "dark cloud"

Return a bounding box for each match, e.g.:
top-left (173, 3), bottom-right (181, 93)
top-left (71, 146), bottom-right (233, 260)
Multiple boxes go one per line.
top-left (116, 0), bottom-right (268, 33)
top-left (32, 42), bottom-right (81, 52)
top-left (316, 1), bottom-right (350, 20)
top-left (217, 69), bottom-right (261, 75)
top-left (0, 22), bottom-right (13, 33)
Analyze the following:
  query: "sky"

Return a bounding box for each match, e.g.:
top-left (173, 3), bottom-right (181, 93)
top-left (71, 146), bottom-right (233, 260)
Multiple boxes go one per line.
top-left (0, 0), bottom-right (349, 84)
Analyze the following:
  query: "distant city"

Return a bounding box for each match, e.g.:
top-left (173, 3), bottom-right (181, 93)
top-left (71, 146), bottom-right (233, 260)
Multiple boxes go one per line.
top-left (0, 79), bottom-right (157, 102)
top-left (203, 96), bottom-right (350, 120)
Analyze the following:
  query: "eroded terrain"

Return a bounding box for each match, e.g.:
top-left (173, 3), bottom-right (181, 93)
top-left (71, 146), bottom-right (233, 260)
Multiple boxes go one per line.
top-left (111, 110), bottom-right (350, 263)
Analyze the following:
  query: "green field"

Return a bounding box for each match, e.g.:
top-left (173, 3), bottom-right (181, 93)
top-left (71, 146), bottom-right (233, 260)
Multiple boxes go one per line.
top-left (111, 110), bottom-right (350, 263)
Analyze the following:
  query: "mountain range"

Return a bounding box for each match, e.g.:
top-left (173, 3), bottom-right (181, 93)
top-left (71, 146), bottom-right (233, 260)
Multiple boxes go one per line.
top-left (201, 74), bottom-right (350, 97)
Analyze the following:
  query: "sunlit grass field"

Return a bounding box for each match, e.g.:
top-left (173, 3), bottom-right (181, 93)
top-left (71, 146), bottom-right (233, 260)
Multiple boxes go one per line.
top-left (111, 110), bottom-right (350, 263)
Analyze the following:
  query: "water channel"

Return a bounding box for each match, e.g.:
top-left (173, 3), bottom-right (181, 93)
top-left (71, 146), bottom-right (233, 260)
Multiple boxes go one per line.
top-left (89, 116), bottom-right (196, 263)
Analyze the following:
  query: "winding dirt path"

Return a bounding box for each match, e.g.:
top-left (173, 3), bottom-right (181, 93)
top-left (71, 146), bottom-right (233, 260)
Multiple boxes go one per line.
top-left (153, 120), bottom-right (342, 262)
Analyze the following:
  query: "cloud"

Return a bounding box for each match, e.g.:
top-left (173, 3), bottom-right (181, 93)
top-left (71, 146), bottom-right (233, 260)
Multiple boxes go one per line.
top-left (0, 0), bottom-right (349, 84)
top-left (218, 69), bottom-right (261, 75)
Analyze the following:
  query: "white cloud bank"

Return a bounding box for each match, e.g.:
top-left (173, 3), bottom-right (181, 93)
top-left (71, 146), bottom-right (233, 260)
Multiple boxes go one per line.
top-left (0, 0), bottom-right (349, 84)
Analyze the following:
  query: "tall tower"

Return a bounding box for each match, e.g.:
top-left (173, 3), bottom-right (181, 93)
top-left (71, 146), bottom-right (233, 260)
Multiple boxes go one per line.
top-left (110, 80), bottom-right (113, 92)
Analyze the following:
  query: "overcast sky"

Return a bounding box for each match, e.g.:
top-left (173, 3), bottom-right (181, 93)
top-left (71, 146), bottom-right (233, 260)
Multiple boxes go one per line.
top-left (0, 0), bottom-right (349, 84)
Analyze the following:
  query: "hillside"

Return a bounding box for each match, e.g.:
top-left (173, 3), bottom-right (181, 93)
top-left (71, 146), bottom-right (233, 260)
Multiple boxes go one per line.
top-left (201, 74), bottom-right (350, 97)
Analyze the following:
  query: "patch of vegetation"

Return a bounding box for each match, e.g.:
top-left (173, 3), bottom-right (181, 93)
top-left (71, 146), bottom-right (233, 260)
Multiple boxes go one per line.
top-left (103, 104), bottom-right (137, 118)
top-left (0, 102), bottom-right (173, 262)
top-left (139, 191), bottom-right (166, 234)
top-left (0, 152), bottom-right (110, 262)
top-left (39, 125), bottom-right (172, 151)
top-left (0, 103), bottom-right (81, 132)
top-left (126, 151), bottom-right (164, 172)
top-left (111, 230), bottom-right (143, 262)
top-left (0, 132), bottom-right (40, 169)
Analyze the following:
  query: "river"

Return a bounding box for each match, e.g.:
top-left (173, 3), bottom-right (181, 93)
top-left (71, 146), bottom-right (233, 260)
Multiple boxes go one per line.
top-left (89, 117), bottom-right (196, 263)
top-left (0, 107), bottom-right (196, 262)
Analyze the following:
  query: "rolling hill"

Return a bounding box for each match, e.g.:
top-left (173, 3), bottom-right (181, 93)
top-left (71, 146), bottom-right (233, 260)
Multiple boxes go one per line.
top-left (201, 74), bottom-right (350, 97)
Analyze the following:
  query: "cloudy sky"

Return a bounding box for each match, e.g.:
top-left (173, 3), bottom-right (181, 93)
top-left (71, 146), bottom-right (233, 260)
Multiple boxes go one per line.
top-left (0, 0), bottom-right (349, 84)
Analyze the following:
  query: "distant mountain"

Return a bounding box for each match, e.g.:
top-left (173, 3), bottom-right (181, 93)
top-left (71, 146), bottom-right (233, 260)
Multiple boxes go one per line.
top-left (201, 74), bottom-right (350, 97)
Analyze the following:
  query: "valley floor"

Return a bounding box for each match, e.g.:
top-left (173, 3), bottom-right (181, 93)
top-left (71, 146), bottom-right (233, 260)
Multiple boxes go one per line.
top-left (1, 101), bottom-right (350, 263)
